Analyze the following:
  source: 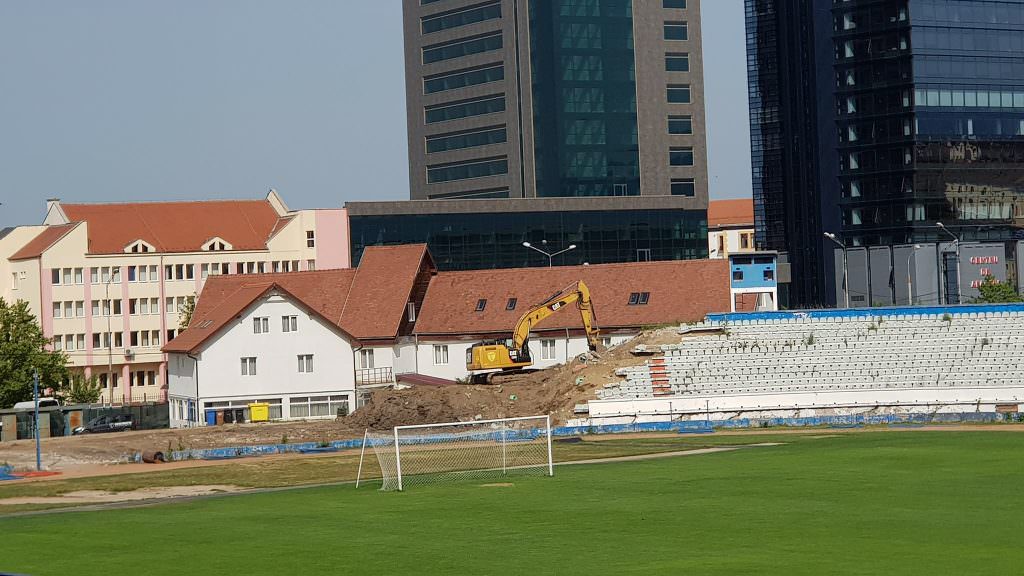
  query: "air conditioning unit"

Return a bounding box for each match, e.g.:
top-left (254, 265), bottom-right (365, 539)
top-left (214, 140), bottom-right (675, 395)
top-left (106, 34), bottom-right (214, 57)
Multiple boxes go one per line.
top-left (123, 348), bottom-right (134, 358)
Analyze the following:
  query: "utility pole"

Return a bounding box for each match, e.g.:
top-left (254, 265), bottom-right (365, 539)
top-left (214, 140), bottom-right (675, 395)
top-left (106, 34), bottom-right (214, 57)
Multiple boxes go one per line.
top-left (33, 371), bottom-right (41, 471)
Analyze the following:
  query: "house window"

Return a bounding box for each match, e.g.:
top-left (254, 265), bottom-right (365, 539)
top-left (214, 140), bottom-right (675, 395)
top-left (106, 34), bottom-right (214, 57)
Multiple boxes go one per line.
top-left (407, 302), bottom-right (417, 322)
top-left (53, 302), bottom-right (62, 319)
top-left (64, 302), bottom-right (73, 318)
top-left (306, 231), bottom-right (315, 248)
top-left (475, 298), bottom-right (487, 312)
top-left (254, 317), bottom-right (270, 334)
top-left (90, 268), bottom-right (98, 284)
top-left (282, 315), bottom-right (298, 332)
top-left (358, 349), bottom-right (374, 370)
top-left (733, 270), bottom-right (744, 281)
top-left (741, 233), bottom-right (751, 249)
top-left (764, 269), bottom-right (775, 281)
top-left (75, 301), bottom-right (84, 317)
top-left (53, 336), bottom-right (63, 351)
top-left (74, 268), bottom-right (83, 284)
top-left (63, 268), bottom-right (72, 285)
top-left (541, 339), bottom-right (556, 360)
top-left (671, 178), bottom-right (695, 196)
top-left (433, 344), bottom-right (449, 365)
top-left (506, 298), bottom-right (517, 311)
top-left (670, 147), bottom-right (694, 166)
top-left (297, 354), bottom-right (314, 374)
top-left (627, 292), bottom-right (650, 305)
top-left (665, 53), bottom-right (689, 72)
top-left (241, 357), bottom-right (257, 376)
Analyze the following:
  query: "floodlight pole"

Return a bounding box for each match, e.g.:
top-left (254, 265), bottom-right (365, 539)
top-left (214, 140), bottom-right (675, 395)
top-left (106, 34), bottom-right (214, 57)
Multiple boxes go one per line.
top-left (522, 241), bottom-right (578, 267)
top-left (907, 245), bottom-right (922, 306)
top-left (936, 222), bottom-right (962, 304)
top-left (824, 233), bottom-right (849, 308)
top-left (34, 371), bottom-right (41, 471)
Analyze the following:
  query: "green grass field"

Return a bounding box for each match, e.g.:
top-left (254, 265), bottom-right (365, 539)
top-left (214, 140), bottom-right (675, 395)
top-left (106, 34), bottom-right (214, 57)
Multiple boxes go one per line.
top-left (3, 431), bottom-right (1023, 575)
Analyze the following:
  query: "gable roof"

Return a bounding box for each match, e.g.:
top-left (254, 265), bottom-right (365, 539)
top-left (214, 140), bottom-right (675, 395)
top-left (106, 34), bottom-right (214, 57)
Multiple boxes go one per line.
top-left (708, 199), bottom-right (754, 229)
top-left (9, 223), bottom-right (79, 261)
top-left (340, 244), bottom-right (433, 340)
top-left (163, 244), bottom-right (432, 354)
top-left (413, 259), bottom-right (730, 336)
top-left (60, 199), bottom-right (287, 254)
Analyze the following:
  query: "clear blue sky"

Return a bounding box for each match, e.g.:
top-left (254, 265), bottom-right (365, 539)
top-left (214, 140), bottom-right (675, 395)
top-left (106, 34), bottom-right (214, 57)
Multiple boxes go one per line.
top-left (0, 0), bottom-right (751, 228)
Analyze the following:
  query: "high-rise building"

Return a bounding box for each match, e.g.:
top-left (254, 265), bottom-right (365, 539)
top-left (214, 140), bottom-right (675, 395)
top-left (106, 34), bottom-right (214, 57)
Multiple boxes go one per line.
top-left (745, 0), bottom-right (839, 307)
top-left (747, 0), bottom-right (1024, 307)
top-left (402, 0), bottom-right (709, 203)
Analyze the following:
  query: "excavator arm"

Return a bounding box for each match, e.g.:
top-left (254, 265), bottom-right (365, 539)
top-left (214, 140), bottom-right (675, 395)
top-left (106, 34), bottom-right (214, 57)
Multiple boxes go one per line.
top-left (510, 281), bottom-right (600, 352)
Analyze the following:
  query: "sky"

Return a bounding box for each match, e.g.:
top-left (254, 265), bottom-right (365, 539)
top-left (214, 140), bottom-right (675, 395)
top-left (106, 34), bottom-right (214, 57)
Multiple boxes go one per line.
top-left (0, 0), bottom-right (752, 228)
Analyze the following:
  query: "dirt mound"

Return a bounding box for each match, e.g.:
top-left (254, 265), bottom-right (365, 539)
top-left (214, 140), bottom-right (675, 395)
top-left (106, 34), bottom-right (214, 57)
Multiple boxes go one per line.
top-left (345, 327), bottom-right (682, 431)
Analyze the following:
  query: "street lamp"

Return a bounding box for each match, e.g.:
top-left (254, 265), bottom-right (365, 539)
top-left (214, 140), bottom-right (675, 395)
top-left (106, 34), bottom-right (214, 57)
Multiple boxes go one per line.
top-left (824, 232), bottom-right (850, 308)
top-left (522, 241), bottom-right (577, 267)
top-left (907, 244), bottom-right (923, 306)
top-left (936, 222), bottom-right (962, 304)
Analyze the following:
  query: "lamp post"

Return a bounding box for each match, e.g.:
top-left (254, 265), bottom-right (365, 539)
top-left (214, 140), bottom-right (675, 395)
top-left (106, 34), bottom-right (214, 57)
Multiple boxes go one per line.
top-left (824, 232), bottom-right (849, 308)
top-left (105, 274), bottom-right (114, 405)
top-left (33, 371), bottom-right (41, 471)
top-left (936, 222), bottom-right (962, 304)
top-left (522, 240), bottom-right (577, 267)
top-left (907, 244), bottom-right (922, 306)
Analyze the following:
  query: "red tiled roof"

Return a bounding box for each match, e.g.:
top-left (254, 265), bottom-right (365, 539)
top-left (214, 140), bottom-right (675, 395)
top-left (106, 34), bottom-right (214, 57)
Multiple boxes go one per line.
top-left (61, 199), bottom-right (286, 254)
top-left (413, 260), bottom-right (731, 336)
top-left (9, 224), bottom-right (79, 261)
top-left (340, 245), bottom-right (432, 340)
top-left (708, 199), bottom-right (754, 228)
top-left (163, 245), bottom-right (432, 353)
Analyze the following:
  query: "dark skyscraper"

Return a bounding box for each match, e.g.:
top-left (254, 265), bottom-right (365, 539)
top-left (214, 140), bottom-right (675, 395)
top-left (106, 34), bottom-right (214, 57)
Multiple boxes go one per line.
top-left (748, 0), bottom-right (1024, 307)
top-left (745, 0), bottom-right (838, 307)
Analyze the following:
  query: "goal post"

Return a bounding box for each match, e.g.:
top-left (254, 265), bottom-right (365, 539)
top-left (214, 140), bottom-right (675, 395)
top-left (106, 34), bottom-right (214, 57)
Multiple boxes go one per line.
top-left (357, 415), bottom-right (553, 491)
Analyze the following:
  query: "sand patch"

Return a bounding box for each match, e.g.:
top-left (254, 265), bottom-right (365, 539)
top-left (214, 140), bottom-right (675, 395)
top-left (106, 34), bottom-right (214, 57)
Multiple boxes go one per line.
top-left (0, 485), bottom-right (240, 506)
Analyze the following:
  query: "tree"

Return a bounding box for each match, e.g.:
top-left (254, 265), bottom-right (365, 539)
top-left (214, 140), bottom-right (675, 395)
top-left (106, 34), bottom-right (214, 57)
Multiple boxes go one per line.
top-left (974, 275), bottom-right (1023, 304)
top-left (59, 372), bottom-right (102, 404)
top-left (0, 298), bottom-right (69, 408)
top-left (178, 295), bottom-right (196, 331)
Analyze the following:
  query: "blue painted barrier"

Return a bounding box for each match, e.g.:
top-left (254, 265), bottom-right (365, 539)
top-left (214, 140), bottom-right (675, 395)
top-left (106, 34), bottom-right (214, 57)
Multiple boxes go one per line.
top-left (135, 412), bottom-right (1008, 463)
top-left (706, 303), bottom-right (1024, 325)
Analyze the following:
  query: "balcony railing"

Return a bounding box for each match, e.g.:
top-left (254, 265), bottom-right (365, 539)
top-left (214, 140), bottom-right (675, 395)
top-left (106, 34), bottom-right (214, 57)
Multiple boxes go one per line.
top-left (355, 367), bottom-right (395, 386)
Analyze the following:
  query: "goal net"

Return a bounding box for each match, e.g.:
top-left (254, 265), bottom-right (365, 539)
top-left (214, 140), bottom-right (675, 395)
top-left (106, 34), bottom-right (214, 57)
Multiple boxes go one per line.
top-left (357, 415), bottom-right (553, 491)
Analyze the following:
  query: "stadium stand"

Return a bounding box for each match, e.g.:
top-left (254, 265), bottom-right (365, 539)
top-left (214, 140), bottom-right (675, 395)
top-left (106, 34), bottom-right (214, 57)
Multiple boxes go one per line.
top-left (589, 305), bottom-right (1024, 421)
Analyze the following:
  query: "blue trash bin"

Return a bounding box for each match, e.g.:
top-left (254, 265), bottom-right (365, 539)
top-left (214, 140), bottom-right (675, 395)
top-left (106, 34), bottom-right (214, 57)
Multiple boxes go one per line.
top-left (205, 409), bottom-right (217, 426)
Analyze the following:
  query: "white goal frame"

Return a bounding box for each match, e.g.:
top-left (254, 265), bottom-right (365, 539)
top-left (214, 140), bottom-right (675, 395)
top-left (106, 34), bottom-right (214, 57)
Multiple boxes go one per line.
top-left (356, 415), bottom-right (554, 491)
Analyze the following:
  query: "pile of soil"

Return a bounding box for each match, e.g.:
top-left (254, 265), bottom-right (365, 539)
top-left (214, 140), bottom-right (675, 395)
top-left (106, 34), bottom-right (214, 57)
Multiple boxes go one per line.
top-left (346, 327), bottom-right (682, 430)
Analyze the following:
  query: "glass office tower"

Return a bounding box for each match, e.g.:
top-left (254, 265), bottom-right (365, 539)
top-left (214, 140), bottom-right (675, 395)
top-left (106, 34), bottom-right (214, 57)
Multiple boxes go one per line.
top-left (835, 0), bottom-right (1024, 246)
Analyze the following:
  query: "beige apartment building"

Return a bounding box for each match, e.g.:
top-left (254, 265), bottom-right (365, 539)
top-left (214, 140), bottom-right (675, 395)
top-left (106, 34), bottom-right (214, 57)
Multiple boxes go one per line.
top-left (0, 190), bottom-right (349, 403)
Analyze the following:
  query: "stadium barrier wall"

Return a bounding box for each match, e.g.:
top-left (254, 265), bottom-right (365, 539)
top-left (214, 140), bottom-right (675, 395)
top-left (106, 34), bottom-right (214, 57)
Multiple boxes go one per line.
top-left (705, 303), bottom-right (1024, 324)
top-left (138, 411), bottom-right (1014, 463)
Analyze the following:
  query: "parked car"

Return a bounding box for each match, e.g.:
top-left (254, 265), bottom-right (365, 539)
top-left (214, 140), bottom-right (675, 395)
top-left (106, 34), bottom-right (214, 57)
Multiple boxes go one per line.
top-left (73, 414), bottom-right (134, 435)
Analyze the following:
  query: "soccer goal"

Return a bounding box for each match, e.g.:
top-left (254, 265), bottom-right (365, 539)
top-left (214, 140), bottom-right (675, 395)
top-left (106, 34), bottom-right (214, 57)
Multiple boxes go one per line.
top-left (356, 415), bottom-right (553, 491)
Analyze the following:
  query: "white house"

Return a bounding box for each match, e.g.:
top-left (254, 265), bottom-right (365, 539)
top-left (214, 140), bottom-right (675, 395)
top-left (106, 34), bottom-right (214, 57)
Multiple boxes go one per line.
top-left (163, 244), bottom-right (435, 427)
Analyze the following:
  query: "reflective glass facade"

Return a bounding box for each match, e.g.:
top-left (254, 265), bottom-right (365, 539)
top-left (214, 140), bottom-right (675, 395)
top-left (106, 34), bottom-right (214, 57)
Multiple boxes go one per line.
top-left (350, 209), bottom-right (707, 270)
top-left (835, 0), bottom-right (1024, 246)
top-left (529, 0), bottom-right (642, 197)
top-left (745, 0), bottom-right (838, 307)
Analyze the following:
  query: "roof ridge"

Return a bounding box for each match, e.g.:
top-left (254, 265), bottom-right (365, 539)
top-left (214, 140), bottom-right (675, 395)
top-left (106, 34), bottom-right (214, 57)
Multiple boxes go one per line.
top-left (62, 198), bottom-right (268, 207)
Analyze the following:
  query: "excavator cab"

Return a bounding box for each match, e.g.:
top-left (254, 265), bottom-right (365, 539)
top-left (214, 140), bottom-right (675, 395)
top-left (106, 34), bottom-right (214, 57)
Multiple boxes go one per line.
top-left (466, 339), bottom-right (532, 372)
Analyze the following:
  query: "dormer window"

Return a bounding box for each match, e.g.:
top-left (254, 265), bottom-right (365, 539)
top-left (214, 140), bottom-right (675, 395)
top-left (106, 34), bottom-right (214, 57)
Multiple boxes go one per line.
top-left (124, 240), bottom-right (156, 254)
top-left (202, 237), bottom-right (233, 252)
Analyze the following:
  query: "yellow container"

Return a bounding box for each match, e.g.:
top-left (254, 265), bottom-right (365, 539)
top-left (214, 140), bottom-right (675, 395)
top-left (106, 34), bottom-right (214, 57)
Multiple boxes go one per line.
top-left (248, 403), bottom-right (270, 423)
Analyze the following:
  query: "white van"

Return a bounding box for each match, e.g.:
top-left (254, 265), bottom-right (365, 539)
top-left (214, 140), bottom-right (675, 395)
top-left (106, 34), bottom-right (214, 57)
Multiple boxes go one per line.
top-left (12, 397), bottom-right (61, 411)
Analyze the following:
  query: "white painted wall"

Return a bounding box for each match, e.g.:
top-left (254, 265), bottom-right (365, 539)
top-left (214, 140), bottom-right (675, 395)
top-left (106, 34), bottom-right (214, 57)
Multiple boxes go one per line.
top-left (587, 385), bottom-right (1024, 423)
top-left (166, 293), bottom-right (355, 426)
top-left (708, 227), bottom-right (755, 259)
top-left (415, 332), bottom-right (637, 381)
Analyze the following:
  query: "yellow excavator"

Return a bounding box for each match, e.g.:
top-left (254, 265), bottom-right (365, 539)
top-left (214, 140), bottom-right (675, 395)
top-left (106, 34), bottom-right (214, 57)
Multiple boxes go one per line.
top-left (466, 280), bottom-right (600, 382)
